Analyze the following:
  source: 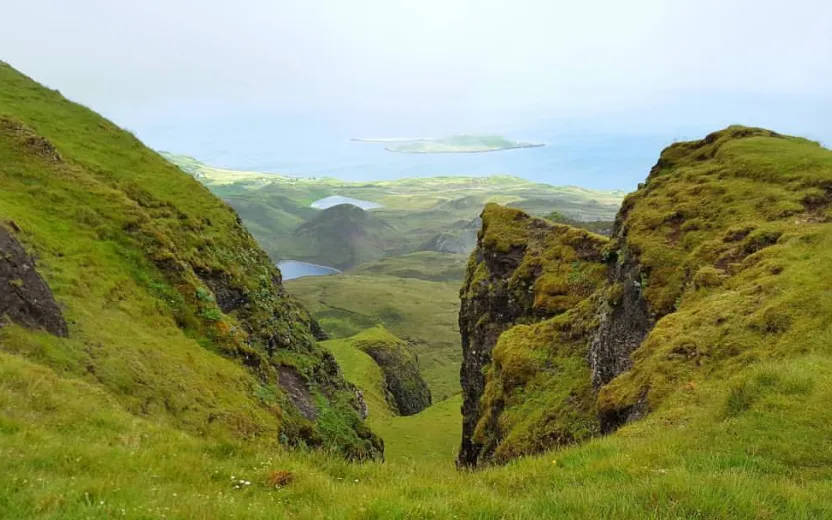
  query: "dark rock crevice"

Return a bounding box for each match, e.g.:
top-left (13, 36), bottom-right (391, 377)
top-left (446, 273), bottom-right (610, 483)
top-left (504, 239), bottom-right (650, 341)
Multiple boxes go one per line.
top-left (458, 246), bottom-right (531, 467)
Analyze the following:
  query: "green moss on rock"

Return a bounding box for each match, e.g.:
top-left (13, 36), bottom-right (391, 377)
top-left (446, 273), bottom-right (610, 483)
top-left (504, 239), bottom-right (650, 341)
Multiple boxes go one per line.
top-left (597, 126), bottom-right (832, 426)
top-left (459, 205), bottom-right (608, 466)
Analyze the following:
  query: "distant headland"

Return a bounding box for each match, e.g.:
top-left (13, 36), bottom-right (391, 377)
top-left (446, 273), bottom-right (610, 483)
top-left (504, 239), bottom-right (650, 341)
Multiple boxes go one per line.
top-left (352, 134), bottom-right (545, 154)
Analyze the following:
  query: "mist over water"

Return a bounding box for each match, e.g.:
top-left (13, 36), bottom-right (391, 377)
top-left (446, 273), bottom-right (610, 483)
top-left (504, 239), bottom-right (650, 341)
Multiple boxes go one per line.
top-left (129, 92), bottom-right (832, 192)
top-left (136, 112), bottom-right (665, 191)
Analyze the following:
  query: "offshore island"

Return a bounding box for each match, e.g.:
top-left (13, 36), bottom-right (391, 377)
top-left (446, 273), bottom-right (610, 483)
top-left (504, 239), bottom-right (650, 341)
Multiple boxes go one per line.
top-left (352, 134), bottom-right (545, 154)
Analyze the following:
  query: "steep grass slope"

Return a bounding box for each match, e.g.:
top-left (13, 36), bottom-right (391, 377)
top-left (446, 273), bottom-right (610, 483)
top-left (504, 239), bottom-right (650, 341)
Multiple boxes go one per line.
top-left (4, 342), bottom-right (831, 519)
top-left (0, 62), bottom-right (380, 459)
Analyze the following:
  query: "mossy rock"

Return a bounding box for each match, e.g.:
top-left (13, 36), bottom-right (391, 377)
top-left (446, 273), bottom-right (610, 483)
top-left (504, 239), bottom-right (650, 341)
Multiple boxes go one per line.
top-left (351, 327), bottom-right (432, 416)
top-left (459, 204), bottom-right (608, 466)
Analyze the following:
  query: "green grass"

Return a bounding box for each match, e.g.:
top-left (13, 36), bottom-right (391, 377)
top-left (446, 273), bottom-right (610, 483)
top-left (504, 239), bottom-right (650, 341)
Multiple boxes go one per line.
top-left (322, 327), bottom-right (430, 416)
top-left (3, 347), bottom-right (832, 519)
top-left (321, 330), bottom-right (462, 464)
top-left (350, 251), bottom-right (468, 282)
top-left (322, 334), bottom-right (394, 422)
top-left (598, 127), bottom-right (832, 420)
top-left (286, 274), bottom-right (462, 401)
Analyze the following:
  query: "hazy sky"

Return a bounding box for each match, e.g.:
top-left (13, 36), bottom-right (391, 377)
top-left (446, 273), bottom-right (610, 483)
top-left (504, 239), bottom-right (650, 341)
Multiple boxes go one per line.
top-left (3, 0), bottom-right (831, 138)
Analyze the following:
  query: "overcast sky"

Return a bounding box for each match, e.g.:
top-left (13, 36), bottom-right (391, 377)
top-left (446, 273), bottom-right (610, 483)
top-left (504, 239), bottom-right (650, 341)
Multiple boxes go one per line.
top-left (3, 0), bottom-right (831, 137)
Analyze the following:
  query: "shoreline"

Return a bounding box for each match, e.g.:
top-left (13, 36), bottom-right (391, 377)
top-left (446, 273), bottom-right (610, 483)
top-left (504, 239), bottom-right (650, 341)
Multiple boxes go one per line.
top-left (383, 143), bottom-right (546, 154)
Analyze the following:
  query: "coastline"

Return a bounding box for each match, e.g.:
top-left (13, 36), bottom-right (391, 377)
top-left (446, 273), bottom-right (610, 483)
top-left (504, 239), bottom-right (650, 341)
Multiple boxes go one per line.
top-left (383, 143), bottom-right (546, 154)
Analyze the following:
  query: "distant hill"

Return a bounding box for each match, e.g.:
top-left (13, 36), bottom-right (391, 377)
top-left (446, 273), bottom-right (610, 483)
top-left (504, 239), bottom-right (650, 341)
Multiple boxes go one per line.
top-left (162, 152), bottom-right (625, 269)
top-left (292, 204), bottom-right (394, 270)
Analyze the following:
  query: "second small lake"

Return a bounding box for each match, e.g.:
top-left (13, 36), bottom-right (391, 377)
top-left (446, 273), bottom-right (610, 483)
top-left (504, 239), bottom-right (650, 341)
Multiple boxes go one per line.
top-left (310, 195), bottom-right (382, 210)
top-left (278, 260), bottom-right (341, 280)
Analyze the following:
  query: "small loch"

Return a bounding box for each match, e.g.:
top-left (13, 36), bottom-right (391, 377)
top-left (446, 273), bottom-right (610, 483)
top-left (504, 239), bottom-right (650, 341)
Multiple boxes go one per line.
top-left (278, 260), bottom-right (341, 280)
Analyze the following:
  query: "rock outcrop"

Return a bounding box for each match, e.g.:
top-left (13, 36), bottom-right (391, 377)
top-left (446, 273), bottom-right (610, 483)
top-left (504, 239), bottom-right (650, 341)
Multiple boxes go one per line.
top-left (420, 217), bottom-right (480, 255)
top-left (353, 327), bottom-right (432, 416)
top-left (459, 126), bottom-right (832, 467)
top-left (0, 224), bottom-right (68, 337)
top-left (458, 205), bottom-right (608, 466)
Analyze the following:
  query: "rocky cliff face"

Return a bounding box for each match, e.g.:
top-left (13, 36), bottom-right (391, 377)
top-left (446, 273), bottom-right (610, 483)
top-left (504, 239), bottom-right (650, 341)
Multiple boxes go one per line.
top-left (458, 205), bottom-right (608, 466)
top-left (459, 126), bottom-right (832, 467)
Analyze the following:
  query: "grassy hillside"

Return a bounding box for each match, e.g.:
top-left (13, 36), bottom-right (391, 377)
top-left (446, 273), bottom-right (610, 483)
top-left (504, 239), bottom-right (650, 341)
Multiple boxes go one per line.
top-left (458, 128), bottom-right (832, 474)
top-left (4, 344), bottom-right (831, 518)
top-left (285, 274), bottom-right (461, 401)
top-left (350, 251), bottom-right (467, 282)
top-left (0, 62), bottom-right (379, 459)
top-left (598, 127), bottom-right (832, 423)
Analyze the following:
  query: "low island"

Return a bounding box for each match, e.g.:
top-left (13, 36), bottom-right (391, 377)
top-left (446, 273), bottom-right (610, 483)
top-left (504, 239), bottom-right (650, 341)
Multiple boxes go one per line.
top-left (352, 134), bottom-right (545, 154)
